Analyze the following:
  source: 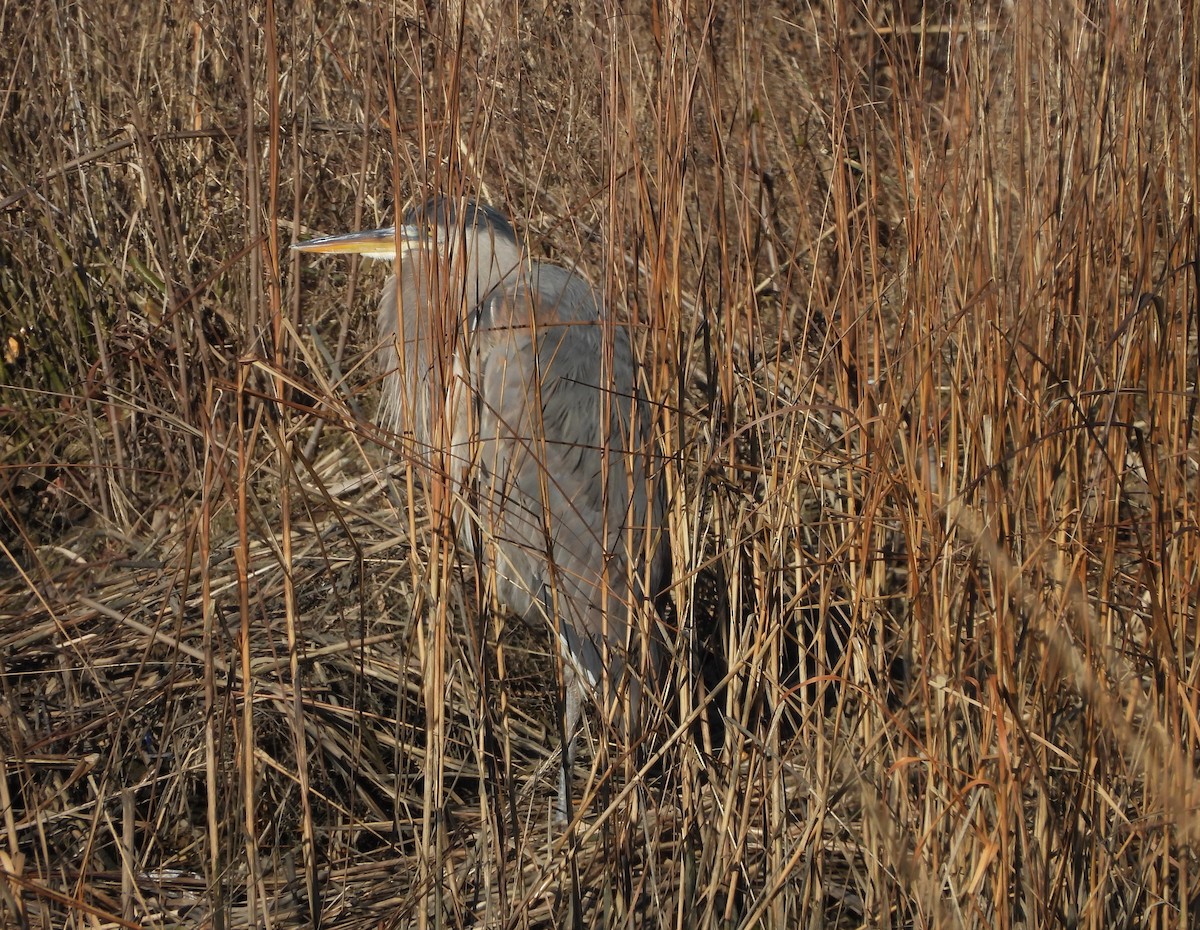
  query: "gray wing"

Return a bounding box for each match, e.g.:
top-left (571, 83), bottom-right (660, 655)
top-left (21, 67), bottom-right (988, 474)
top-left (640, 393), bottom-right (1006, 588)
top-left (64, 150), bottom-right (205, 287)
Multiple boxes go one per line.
top-left (469, 264), bottom-right (667, 696)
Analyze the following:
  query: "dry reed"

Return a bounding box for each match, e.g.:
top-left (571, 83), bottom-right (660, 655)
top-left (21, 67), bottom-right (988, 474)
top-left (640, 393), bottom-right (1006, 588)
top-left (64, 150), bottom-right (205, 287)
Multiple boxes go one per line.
top-left (1, 1), bottom-right (1197, 927)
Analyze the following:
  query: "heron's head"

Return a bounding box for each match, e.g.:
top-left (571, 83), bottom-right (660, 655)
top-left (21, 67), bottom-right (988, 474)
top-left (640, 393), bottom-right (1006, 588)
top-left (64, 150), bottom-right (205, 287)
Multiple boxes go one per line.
top-left (292, 195), bottom-right (519, 266)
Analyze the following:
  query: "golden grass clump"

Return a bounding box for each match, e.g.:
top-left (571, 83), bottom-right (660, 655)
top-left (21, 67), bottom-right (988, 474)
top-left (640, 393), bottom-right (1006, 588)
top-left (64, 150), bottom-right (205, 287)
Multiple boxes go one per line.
top-left (1, 1), bottom-right (1198, 927)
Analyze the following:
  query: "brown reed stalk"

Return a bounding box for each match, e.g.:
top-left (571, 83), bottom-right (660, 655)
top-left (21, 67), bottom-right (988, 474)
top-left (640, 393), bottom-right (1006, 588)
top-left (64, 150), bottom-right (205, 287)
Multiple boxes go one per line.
top-left (1, 1), bottom-right (1198, 927)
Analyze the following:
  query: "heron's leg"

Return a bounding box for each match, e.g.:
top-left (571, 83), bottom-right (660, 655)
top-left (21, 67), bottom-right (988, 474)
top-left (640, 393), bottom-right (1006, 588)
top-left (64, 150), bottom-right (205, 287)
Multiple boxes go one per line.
top-left (556, 663), bottom-right (582, 823)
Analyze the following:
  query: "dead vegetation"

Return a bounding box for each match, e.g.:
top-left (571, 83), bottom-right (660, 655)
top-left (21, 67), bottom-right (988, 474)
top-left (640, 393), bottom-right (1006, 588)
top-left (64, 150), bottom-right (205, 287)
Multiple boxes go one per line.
top-left (2, 0), bottom-right (1198, 927)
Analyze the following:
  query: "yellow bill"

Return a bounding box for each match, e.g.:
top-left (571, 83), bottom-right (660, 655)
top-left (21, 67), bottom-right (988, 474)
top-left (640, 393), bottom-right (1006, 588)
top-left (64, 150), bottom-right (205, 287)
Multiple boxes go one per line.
top-left (291, 225), bottom-right (423, 261)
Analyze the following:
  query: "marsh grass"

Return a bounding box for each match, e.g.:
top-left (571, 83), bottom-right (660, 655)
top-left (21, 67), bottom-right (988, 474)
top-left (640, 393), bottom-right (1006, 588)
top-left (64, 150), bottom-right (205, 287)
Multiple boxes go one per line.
top-left (2, 1), bottom-right (1198, 927)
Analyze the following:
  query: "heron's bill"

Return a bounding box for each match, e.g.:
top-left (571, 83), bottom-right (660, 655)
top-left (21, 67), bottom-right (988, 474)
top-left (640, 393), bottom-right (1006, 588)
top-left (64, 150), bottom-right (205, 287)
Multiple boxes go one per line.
top-left (291, 225), bottom-right (422, 261)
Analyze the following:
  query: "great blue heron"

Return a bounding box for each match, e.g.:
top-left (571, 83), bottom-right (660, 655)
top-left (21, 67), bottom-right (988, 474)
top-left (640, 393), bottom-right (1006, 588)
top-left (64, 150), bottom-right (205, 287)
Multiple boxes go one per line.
top-left (294, 197), bottom-right (669, 820)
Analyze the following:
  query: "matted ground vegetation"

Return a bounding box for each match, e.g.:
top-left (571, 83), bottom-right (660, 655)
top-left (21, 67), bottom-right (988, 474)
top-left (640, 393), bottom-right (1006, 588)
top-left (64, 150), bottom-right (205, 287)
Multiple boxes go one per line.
top-left (2, 1), bottom-right (1198, 927)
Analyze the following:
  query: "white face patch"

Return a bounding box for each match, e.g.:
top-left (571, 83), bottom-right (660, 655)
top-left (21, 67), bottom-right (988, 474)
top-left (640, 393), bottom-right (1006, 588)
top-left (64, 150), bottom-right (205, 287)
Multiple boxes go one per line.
top-left (393, 233), bottom-right (428, 262)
